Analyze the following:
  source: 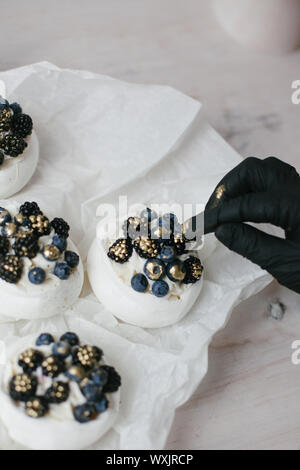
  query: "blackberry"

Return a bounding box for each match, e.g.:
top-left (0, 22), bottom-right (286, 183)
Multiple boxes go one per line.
top-left (51, 218), bottom-right (70, 238)
top-left (72, 345), bottom-right (103, 370)
top-left (122, 216), bottom-right (141, 240)
top-left (0, 151), bottom-right (4, 166)
top-left (13, 231), bottom-right (39, 258)
top-left (0, 235), bottom-right (9, 258)
top-left (25, 214), bottom-right (51, 237)
top-left (0, 255), bottom-right (23, 283)
top-left (9, 373), bottom-right (38, 402)
top-left (0, 134), bottom-right (27, 157)
top-left (173, 234), bottom-right (186, 255)
top-left (183, 256), bottom-right (203, 284)
top-left (45, 381), bottom-right (70, 404)
top-left (107, 238), bottom-right (133, 263)
top-left (133, 237), bottom-right (160, 259)
top-left (18, 348), bottom-right (44, 373)
top-left (0, 108), bottom-right (12, 132)
top-left (41, 355), bottom-right (66, 378)
top-left (25, 396), bottom-right (49, 418)
top-left (11, 113), bottom-right (33, 138)
top-left (101, 365), bottom-right (121, 393)
top-left (19, 201), bottom-right (41, 217)
top-left (10, 102), bottom-right (22, 115)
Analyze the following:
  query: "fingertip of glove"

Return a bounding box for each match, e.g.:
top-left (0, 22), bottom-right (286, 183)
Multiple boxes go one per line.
top-left (215, 223), bottom-right (241, 245)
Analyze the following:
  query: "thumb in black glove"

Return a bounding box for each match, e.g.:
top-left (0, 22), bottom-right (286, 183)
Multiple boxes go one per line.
top-left (204, 156), bottom-right (300, 294)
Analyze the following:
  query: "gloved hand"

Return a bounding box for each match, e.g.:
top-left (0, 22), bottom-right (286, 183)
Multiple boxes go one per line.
top-left (204, 156), bottom-right (300, 294)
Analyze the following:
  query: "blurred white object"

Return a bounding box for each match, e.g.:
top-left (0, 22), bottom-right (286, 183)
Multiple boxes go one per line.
top-left (0, 80), bottom-right (6, 99)
top-left (213, 0), bottom-right (300, 53)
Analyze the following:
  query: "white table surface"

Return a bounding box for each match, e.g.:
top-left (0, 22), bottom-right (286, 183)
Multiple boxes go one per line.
top-left (1, 0), bottom-right (300, 450)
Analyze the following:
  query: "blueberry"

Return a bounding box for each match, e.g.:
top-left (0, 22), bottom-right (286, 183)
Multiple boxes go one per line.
top-left (80, 379), bottom-right (102, 401)
top-left (54, 262), bottom-right (71, 280)
top-left (73, 403), bottom-right (96, 423)
top-left (131, 273), bottom-right (148, 292)
top-left (52, 341), bottom-right (71, 358)
top-left (0, 98), bottom-right (9, 111)
top-left (92, 394), bottom-right (109, 413)
top-left (161, 213), bottom-right (178, 230)
top-left (152, 280), bottom-right (169, 297)
top-left (52, 235), bottom-right (67, 253)
top-left (65, 365), bottom-right (86, 382)
top-left (64, 250), bottom-right (79, 268)
top-left (160, 245), bottom-right (176, 263)
top-left (10, 102), bottom-right (22, 115)
top-left (90, 367), bottom-right (108, 387)
top-left (166, 259), bottom-right (186, 282)
top-left (144, 258), bottom-right (165, 281)
top-left (0, 210), bottom-right (11, 226)
top-left (150, 219), bottom-right (172, 241)
top-left (28, 267), bottom-right (46, 285)
top-left (140, 207), bottom-right (158, 223)
top-left (60, 331), bottom-right (79, 347)
top-left (36, 333), bottom-right (54, 346)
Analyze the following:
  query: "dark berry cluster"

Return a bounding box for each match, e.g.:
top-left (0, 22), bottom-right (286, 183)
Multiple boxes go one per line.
top-left (108, 209), bottom-right (203, 297)
top-left (51, 218), bottom-right (70, 238)
top-left (8, 332), bottom-right (121, 423)
top-left (0, 203), bottom-right (80, 285)
top-left (0, 99), bottom-right (32, 163)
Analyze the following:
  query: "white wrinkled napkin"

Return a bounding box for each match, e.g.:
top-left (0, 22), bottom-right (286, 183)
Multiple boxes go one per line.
top-left (0, 62), bottom-right (272, 450)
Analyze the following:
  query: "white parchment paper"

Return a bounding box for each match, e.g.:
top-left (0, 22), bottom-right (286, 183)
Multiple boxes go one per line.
top-left (0, 62), bottom-right (272, 450)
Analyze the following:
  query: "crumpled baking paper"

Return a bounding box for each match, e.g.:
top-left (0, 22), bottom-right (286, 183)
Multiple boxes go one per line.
top-left (0, 62), bottom-right (272, 450)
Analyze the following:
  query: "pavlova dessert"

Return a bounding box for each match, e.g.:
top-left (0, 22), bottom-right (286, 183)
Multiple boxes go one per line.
top-left (0, 331), bottom-right (121, 449)
top-left (88, 208), bottom-right (203, 328)
top-left (0, 97), bottom-right (39, 198)
top-left (0, 200), bottom-right (83, 320)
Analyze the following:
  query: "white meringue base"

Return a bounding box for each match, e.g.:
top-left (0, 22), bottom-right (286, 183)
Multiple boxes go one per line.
top-left (87, 238), bottom-right (203, 329)
top-left (0, 130), bottom-right (39, 199)
top-left (0, 336), bottom-right (120, 450)
top-left (0, 237), bottom-right (84, 321)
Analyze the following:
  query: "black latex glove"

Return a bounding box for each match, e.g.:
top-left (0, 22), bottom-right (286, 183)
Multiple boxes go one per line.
top-left (204, 157), bottom-right (300, 294)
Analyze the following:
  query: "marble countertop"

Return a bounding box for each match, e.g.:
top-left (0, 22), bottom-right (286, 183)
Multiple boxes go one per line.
top-left (1, 0), bottom-right (300, 450)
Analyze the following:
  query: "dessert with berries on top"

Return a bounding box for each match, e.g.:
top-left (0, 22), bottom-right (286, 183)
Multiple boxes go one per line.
top-left (0, 97), bottom-right (39, 198)
top-left (88, 208), bottom-right (203, 328)
top-left (0, 332), bottom-right (121, 449)
top-left (0, 200), bottom-right (83, 320)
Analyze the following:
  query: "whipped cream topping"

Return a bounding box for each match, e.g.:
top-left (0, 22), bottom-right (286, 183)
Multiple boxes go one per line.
top-left (0, 334), bottom-right (121, 450)
top-left (0, 200), bottom-right (84, 320)
top-left (88, 210), bottom-right (204, 328)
